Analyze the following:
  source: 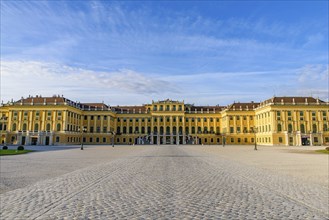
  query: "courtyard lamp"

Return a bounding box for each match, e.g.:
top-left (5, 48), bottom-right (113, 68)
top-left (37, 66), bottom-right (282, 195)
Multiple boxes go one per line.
top-left (80, 127), bottom-right (87, 150)
top-left (254, 127), bottom-right (258, 151)
top-left (112, 132), bottom-right (116, 147)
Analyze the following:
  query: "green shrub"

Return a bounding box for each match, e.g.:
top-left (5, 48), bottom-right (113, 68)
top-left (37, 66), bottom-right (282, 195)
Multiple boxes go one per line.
top-left (2, 146), bottom-right (8, 150)
top-left (17, 146), bottom-right (24, 151)
top-left (325, 146), bottom-right (329, 151)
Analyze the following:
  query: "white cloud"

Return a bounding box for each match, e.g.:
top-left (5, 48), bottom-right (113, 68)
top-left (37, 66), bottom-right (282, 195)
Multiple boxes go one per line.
top-left (1, 60), bottom-right (327, 106)
top-left (0, 60), bottom-right (178, 104)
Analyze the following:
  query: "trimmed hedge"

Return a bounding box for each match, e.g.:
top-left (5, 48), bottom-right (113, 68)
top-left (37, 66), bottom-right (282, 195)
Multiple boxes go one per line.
top-left (325, 146), bottom-right (329, 151)
top-left (2, 146), bottom-right (8, 150)
top-left (17, 146), bottom-right (24, 151)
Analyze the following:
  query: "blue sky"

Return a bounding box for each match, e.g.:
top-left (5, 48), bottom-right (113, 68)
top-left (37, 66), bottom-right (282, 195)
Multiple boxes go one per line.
top-left (1, 1), bottom-right (328, 105)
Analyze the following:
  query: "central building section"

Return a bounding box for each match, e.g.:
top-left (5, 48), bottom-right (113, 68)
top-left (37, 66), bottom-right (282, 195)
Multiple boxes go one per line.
top-left (148, 99), bottom-right (186, 144)
top-left (114, 99), bottom-right (223, 145)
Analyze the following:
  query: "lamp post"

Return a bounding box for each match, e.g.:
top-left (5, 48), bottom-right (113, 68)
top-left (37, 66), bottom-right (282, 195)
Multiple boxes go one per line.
top-left (80, 127), bottom-right (87, 150)
top-left (112, 132), bottom-right (115, 147)
top-left (254, 127), bottom-right (258, 150)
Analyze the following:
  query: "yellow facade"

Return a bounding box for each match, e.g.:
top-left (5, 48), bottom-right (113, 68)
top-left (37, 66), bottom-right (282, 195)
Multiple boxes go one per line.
top-left (0, 96), bottom-right (328, 146)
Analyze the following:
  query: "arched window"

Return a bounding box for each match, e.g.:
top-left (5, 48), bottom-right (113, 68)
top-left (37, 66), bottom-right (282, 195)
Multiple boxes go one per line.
top-left (141, 127), bottom-right (145, 134)
top-left (160, 126), bottom-right (164, 134)
top-left (277, 124), bottom-right (282, 132)
top-left (204, 127), bottom-right (208, 133)
top-left (153, 127), bottom-right (158, 133)
top-left (46, 123), bottom-right (51, 131)
top-left (22, 123), bottom-right (27, 131)
top-left (173, 126), bottom-right (177, 134)
top-left (34, 123), bottom-right (39, 132)
top-left (166, 126), bottom-right (170, 134)
top-left (12, 123), bottom-right (16, 131)
top-left (116, 126), bottom-right (120, 134)
top-left (323, 124), bottom-right (328, 131)
top-left (123, 126), bottom-right (127, 134)
top-left (129, 126), bottom-right (133, 134)
top-left (300, 124), bottom-right (305, 133)
top-left (57, 123), bottom-right (61, 131)
top-left (288, 124), bottom-right (292, 133)
top-left (192, 127), bottom-right (195, 134)
top-left (312, 124), bottom-right (317, 133)
top-left (179, 126), bottom-right (182, 134)
top-left (185, 127), bottom-right (189, 134)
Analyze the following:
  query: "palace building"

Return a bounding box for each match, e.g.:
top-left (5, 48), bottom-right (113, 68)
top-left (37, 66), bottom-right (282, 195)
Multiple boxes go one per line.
top-left (0, 95), bottom-right (328, 146)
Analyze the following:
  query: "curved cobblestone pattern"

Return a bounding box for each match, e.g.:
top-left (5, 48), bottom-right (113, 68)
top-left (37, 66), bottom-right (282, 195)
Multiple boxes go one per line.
top-left (1, 146), bottom-right (328, 219)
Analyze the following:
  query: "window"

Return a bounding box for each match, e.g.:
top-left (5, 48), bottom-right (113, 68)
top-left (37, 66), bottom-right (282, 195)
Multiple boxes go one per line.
top-left (91, 116), bottom-right (94, 120)
top-left (279, 137), bottom-right (283, 143)
top-left (97, 116), bottom-right (101, 120)
top-left (179, 117), bottom-right (182, 123)
top-left (250, 116), bottom-right (253, 120)
top-left (34, 123), bottom-right (39, 132)
top-left (103, 127), bottom-right (107, 132)
top-left (288, 124), bottom-right (292, 133)
top-left (230, 138), bottom-right (234, 143)
top-left (89, 137), bottom-right (93, 142)
top-left (238, 138), bottom-right (241, 143)
top-left (104, 116), bottom-right (107, 120)
top-left (57, 123), bottom-right (61, 131)
top-left (46, 124), bottom-right (51, 131)
top-left (314, 137), bottom-right (318, 142)
top-left (90, 127), bottom-right (94, 133)
top-left (277, 124), bottom-right (282, 132)
top-left (237, 116), bottom-right (240, 120)
top-left (12, 123), bottom-right (16, 131)
top-left (56, 136), bottom-right (60, 142)
top-left (237, 127), bottom-right (241, 133)
top-left (229, 116), bottom-right (233, 120)
top-left (323, 124), bottom-right (328, 131)
top-left (210, 118), bottom-right (213, 122)
top-left (130, 118), bottom-right (133, 122)
top-left (96, 137), bottom-right (100, 143)
top-left (244, 138), bottom-right (247, 142)
top-left (312, 124), bottom-right (317, 133)
top-left (300, 124), bottom-right (305, 133)
top-left (84, 116), bottom-right (87, 120)
top-left (96, 127), bottom-right (101, 133)
top-left (230, 127), bottom-right (234, 133)
top-left (186, 118), bottom-right (188, 122)
top-left (103, 137), bottom-right (106, 142)
top-left (216, 118), bottom-right (220, 122)
top-left (197, 118), bottom-right (201, 122)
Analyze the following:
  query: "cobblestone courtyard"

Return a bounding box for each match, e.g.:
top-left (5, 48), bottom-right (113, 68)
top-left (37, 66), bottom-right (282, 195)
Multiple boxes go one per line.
top-left (1, 145), bottom-right (328, 219)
